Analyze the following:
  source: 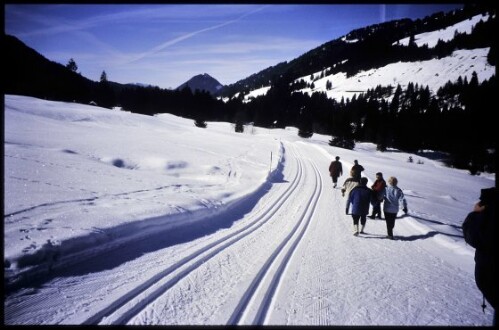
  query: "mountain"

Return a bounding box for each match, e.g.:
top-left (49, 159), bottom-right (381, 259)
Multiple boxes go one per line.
top-left (4, 4), bottom-right (496, 173)
top-left (4, 34), bottom-right (95, 103)
top-left (219, 3), bottom-right (495, 101)
top-left (176, 73), bottom-right (224, 95)
top-left (4, 35), bottom-right (226, 118)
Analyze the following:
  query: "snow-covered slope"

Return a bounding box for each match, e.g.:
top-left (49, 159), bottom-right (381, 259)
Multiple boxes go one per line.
top-left (229, 13), bottom-right (494, 103)
top-left (396, 13), bottom-right (490, 48)
top-left (4, 94), bottom-right (281, 277)
top-left (298, 47), bottom-right (493, 102)
top-left (3, 95), bottom-right (495, 325)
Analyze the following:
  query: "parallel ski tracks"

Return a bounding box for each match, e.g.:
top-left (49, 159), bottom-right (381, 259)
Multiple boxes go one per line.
top-left (83, 143), bottom-right (322, 325)
top-left (228, 153), bottom-right (323, 325)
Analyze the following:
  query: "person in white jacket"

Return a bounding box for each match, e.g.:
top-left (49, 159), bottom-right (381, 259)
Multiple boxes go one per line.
top-left (341, 169), bottom-right (359, 199)
top-left (381, 176), bottom-right (408, 239)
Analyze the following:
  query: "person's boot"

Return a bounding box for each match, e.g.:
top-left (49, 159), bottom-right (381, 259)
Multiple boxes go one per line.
top-left (360, 224), bottom-right (365, 234)
top-left (353, 224), bottom-right (359, 236)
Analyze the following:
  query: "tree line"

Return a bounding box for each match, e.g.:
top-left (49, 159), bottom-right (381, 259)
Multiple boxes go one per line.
top-left (219, 3), bottom-right (495, 99)
top-left (92, 67), bottom-right (496, 175)
top-left (5, 15), bottom-right (495, 175)
top-left (239, 73), bottom-right (495, 174)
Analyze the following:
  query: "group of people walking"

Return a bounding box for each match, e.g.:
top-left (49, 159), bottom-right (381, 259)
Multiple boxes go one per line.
top-left (330, 156), bottom-right (496, 323)
top-left (329, 157), bottom-right (408, 239)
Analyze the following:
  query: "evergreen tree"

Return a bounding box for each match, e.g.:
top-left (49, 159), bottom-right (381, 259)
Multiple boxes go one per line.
top-left (194, 118), bottom-right (207, 128)
top-left (297, 106), bottom-right (314, 138)
top-left (95, 70), bottom-right (115, 108)
top-left (100, 70), bottom-right (108, 83)
top-left (408, 34), bottom-right (417, 48)
top-left (389, 85), bottom-right (402, 114)
top-left (487, 44), bottom-right (496, 65)
top-left (66, 58), bottom-right (78, 73)
top-left (329, 136), bottom-right (355, 150)
top-left (235, 122), bottom-right (244, 133)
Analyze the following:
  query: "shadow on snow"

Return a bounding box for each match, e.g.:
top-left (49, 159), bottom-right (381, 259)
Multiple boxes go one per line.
top-left (5, 144), bottom-right (288, 294)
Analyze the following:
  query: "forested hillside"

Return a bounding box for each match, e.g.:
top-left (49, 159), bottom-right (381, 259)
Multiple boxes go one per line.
top-left (4, 3), bottom-right (496, 173)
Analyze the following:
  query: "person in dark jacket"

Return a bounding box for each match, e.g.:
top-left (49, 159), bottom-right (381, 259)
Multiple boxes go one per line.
top-left (350, 160), bottom-right (364, 182)
top-left (346, 177), bottom-right (374, 236)
top-left (462, 187), bottom-right (497, 325)
top-left (329, 156), bottom-right (343, 188)
top-left (369, 172), bottom-right (386, 219)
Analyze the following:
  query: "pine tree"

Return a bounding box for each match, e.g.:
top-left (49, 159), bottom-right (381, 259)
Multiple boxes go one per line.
top-left (235, 122), bottom-right (244, 133)
top-left (408, 34), bottom-right (417, 48)
top-left (66, 58), bottom-right (78, 73)
top-left (194, 118), bottom-right (207, 128)
top-left (100, 70), bottom-right (108, 83)
top-left (96, 70), bottom-right (115, 108)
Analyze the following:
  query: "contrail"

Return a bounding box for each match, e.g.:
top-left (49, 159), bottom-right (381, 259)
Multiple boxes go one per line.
top-left (380, 4), bottom-right (386, 23)
top-left (122, 5), bottom-right (268, 65)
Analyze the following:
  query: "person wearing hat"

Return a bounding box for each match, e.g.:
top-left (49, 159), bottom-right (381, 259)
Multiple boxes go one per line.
top-left (350, 160), bottom-right (364, 182)
top-left (462, 187), bottom-right (497, 325)
top-left (328, 156), bottom-right (343, 188)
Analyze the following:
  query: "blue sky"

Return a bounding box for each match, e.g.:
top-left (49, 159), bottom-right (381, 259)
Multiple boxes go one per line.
top-left (5, 4), bottom-right (463, 89)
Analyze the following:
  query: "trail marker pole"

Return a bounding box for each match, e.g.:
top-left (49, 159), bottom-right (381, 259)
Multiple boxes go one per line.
top-left (270, 152), bottom-right (273, 173)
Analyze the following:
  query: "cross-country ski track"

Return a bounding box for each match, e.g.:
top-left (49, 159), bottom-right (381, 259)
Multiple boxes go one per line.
top-left (4, 140), bottom-right (484, 326)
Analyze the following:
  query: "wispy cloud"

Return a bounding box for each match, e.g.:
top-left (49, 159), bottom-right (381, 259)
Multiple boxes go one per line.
top-left (119, 5), bottom-right (268, 65)
top-left (128, 37), bottom-right (320, 58)
top-left (7, 5), bottom-right (226, 38)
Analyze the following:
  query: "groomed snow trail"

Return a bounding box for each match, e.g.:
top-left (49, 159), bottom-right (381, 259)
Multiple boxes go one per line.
top-left (4, 141), bottom-right (486, 325)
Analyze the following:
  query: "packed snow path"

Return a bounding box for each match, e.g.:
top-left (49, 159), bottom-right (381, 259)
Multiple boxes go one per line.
top-left (4, 141), bottom-right (487, 325)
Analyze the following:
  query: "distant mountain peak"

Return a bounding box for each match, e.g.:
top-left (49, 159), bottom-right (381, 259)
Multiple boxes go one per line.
top-left (176, 73), bottom-right (224, 95)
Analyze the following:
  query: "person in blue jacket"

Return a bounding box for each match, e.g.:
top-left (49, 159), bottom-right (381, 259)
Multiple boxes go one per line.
top-left (346, 177), bottom-right (374, 236)
top-left (381, 176), bottom-right (408, 239)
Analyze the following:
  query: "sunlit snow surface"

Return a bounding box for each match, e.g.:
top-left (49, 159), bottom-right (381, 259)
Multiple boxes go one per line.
top-left (4, 95), bottom-right (495, 325)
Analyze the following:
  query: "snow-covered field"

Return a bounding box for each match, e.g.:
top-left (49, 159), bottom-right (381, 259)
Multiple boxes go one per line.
top-left (3, 95), bottom-right (495, 325)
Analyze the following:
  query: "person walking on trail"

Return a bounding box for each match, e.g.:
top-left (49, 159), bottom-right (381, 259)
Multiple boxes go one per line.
top-left (346, 177), bottom-right (374, 236)
top-left (381, 176), bottom-right (408, 240)
top-left (462, 187), bottom-right (497, 325)
top-left (329, 156), bottom-right (343, 188)
top-left (351, 160), bottom-right (364, 182)
top-left (369, 172), bottom-right (386, 219)
top-left (341, 169), bottom-right (359, 198)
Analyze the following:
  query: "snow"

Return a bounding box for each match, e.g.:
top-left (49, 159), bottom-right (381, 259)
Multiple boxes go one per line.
top-left (298, 47), bottom-right (494, 102)
top-left (3, 94), bottom-right (495, 325)
top-left (341, 36), bottom-right (358, 43)
top-left (396, 13), bottom-right (490, 48)
top-left (242, 86), bottom-right (272, 103)
top-left (230, 14), bottom-right (494, 103)
top-left (229, 47), bottom-right (494, 103)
